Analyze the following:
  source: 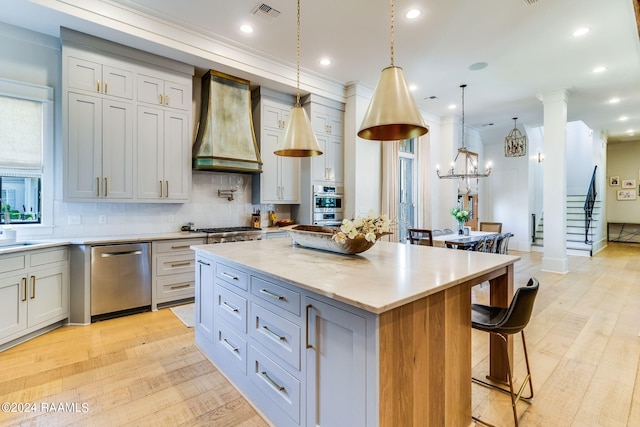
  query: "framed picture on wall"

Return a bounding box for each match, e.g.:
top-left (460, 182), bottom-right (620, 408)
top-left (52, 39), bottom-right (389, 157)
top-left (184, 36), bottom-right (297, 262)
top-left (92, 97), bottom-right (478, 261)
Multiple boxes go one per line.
top-left (622, 179), bottom-right (636, 189)
top-left (609, 176), bottom-right (620, 186)
top-left (617, 189), bottom-right (636, 200)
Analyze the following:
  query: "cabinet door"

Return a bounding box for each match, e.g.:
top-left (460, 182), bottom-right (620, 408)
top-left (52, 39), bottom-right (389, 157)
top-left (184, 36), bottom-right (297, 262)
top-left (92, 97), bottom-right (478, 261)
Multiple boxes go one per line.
top-left (26, 265), bottom-right (69, 328)
top-left (102, 99), bottom-right (134, 199)
top-left (137, 106), bottom-right (164, 200)
top-left (195, 257), bottom-right (215, 342)
top-left (67, 56), bottom-right (102, 94)
top-left (311, 134), bottom-right (329, 183)
top-left (328, 137), bottom-right (344, 184)
top-left (102, 65), bottom-right (133, 99)
top-left (164, 80), bottom-right (191, 110)
top-left (260, 129), bottom-right (282, 203)
top-left (163, 110), bottom-right (190, 200)
top-left (262, 102), bottom-right (287, 130)
top-left (137, 74), bottom-right (164, 106)
top-left (67, 92), bottom-right (102, 199)
top-left (280, 155), bottom-right (300, 203)
top-left (0, 275), bottom-right (28, 341)
top-left (306, 297), bottom-right (367, 427)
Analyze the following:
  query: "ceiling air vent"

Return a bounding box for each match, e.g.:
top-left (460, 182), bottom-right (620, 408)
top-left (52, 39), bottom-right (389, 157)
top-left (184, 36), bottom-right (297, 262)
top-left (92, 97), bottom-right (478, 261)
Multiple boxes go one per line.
top-left (522, 0), bottom-right (539, 4)
top-left (251, 3), bottom-right (281, 22)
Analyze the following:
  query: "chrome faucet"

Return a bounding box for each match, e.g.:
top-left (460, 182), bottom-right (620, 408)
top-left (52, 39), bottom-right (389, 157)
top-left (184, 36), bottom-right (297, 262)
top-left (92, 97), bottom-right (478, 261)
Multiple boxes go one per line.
top-left (0, 198), bottom-right (10, 224)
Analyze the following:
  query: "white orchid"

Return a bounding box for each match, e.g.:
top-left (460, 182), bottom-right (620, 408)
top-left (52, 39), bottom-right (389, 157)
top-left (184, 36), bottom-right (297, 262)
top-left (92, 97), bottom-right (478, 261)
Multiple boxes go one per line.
top-left (332, 212), bottom-right (391, 243)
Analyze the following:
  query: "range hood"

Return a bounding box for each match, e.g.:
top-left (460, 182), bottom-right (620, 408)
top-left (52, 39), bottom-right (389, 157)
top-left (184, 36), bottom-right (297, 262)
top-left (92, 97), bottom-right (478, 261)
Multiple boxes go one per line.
top-left (192, 70), bottom-right (263, 173)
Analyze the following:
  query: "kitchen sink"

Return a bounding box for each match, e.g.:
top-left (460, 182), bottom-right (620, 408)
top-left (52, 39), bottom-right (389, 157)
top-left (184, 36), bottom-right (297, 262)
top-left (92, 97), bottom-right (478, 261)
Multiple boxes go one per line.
top-left (0, 241), bottom-right (41, 248)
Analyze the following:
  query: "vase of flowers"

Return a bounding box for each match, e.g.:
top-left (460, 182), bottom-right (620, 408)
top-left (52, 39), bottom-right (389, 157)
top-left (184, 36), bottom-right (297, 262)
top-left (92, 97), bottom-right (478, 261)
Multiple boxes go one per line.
top-left (451, 207), bottom-right (471, 235)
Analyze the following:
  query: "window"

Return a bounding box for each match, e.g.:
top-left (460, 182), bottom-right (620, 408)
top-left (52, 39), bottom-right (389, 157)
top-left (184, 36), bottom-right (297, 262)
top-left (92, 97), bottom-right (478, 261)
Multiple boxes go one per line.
top-left (0, 78), bottom-right (53, 227)
top-left (398, 139), bottom-right (417, 242)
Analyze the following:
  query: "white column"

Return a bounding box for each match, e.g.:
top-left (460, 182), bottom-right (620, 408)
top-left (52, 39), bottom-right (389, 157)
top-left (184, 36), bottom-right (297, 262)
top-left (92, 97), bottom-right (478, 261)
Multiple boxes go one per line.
top-left (541, 90), bottom-right (569, 273)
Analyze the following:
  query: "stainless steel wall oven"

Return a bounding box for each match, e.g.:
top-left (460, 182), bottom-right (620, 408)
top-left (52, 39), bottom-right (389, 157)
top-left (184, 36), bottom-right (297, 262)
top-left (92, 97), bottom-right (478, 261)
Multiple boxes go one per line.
top-left (312, 185), bottom-right (344, 226)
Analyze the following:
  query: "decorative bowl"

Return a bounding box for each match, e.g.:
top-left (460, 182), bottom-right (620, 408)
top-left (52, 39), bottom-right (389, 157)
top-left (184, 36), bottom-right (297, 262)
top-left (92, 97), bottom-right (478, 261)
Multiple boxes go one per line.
top-left (287, 225), bottom-right (388, 255)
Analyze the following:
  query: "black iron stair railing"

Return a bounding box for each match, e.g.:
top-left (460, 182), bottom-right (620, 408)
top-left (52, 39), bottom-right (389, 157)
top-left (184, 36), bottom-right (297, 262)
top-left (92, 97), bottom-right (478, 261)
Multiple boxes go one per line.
top-left (583, 165), bottom-right (597, 244)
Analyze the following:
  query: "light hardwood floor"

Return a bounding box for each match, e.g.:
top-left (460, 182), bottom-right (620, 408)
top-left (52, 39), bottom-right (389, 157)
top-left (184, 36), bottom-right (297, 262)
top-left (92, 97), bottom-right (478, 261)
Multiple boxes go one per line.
top-left (1, 243), bottom-right (639, 426)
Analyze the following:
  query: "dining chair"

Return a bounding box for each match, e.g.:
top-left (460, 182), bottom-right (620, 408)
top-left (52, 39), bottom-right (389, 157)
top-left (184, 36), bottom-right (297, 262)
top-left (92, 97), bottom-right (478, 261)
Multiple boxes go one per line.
top-left (479, 222), bottom-right (502, 233)
top-left (432, 229), bottom-right (443, 236)
top-left (443, 228), bottom-right (454, 234)
top-left (471, 277), bottom-right (539, 427)
top-left (497, 232), bottom-right (514, 254)
top-left (407, 228), bottom-right (433, 246)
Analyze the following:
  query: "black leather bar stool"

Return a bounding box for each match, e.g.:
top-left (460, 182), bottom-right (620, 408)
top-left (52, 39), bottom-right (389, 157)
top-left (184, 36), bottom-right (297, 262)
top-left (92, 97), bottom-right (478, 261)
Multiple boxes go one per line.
top-left (471, 277), bottom-right (539, 427)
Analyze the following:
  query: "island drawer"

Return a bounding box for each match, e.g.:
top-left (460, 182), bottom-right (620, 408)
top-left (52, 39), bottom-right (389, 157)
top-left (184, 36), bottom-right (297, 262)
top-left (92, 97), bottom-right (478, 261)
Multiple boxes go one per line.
top-left (216, 262), bottom-right (248, 290)
top-left (249, 345), bottom-right (300, 425)
top-left (214, 283), bottom-right (247, 333)
top-left (215, 320), bottom-right (247, 375)
top-left (250, 302), bottom-right (300, 371)
top-left (251, 276), bottom-right (301, 316)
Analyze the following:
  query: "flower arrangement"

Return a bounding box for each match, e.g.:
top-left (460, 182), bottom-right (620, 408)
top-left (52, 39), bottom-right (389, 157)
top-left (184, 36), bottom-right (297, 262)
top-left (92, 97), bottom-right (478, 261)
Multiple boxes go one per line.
top-left (333, 212), bottom-right (391, 244)
top-left (451, 207), bottom-right (471, 224)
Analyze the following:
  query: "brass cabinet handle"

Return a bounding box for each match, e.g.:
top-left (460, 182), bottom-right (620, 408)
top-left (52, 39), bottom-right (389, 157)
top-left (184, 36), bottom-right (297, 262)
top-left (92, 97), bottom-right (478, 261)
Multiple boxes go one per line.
top-left (104, 82), bottom-right (108, 94)
top-left (97, 80), bottom-right (100, 92)
top-left (165, 181), bottom-right (169, 198)
top-left (159, 94), bottom-right (163, 105)
top-left (30, 276), bottom-right (36, 299)
top-left (171, 245), bottom-right (190, 249)
top-left (104, 177), bottom-right (108, 197)
top-left (260, 371), bottom-right (285, 392)
top-left (306, 304), bottom-right (314, 349)
top-left (259, 288), bottom-right (285, 301)
top-left (170, 261), bottom-right (191, 267)
top-left (165, 95), bottom-right (170, 105)
top-left (159, 180), bottom-right (163, 198)
top-left (96, 177), bottom-right (100, 197)
top-left (21, 277), bottom-right (27, 302)
top-left (170, 283), bottom-right (191, 290)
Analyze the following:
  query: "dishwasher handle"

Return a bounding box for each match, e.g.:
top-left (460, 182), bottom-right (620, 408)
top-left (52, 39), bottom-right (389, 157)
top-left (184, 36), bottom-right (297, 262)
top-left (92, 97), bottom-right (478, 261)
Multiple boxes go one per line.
top-left (100, 250), bottom-right (143, 257)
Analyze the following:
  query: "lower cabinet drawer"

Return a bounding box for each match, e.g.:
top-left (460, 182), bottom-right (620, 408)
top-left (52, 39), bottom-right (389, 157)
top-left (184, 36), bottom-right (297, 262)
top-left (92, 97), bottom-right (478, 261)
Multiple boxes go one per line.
top-left (215, 320), bottom-right (247, 374)
top-left (249, 345), bottom-right (300, 425)
top-left (214, 283), bottom-right (247, 333)
top-left (250, 302), bottom-right (300, 370)
top-left (156, 253), bottom-right (196, 276)
top-left (156, 273), bottom-right (195, 302)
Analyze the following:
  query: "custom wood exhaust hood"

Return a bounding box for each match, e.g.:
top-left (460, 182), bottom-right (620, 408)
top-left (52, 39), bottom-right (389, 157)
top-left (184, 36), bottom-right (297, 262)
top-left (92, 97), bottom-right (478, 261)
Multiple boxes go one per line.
top-left (192, 70), bottom-right (263, 174)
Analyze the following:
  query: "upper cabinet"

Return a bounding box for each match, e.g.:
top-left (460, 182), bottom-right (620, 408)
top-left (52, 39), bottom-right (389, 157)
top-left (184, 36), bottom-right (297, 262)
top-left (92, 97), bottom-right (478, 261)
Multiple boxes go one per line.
top-left (61, 28), bottom-right (193, 203)
top-left (251, 88), bottom-right (300, 205)
top-left (304, 96), bottom-right (345, 187)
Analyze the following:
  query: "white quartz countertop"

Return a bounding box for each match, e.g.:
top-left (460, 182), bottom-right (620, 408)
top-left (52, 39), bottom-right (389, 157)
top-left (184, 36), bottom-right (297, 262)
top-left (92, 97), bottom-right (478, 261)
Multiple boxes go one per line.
top-left (0, 231), bottom-right (208, 255)
top-left (192, 239), bottom-right (520, 314)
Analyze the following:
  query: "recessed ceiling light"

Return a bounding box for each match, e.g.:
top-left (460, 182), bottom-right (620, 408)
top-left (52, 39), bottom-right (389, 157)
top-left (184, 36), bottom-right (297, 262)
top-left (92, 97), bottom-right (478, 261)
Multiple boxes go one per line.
top-left (609, 97), bottom-right (621, 104)
top-left (448, 104), bottom-right (456, 110)
top-left (626, 129), bottom-right (635, 134)
top-left (319, 58), bottom-right (331, 66)
top-left (409, 84), bottom-right (417, 92)
top-left (405, 9), bottom-right (421, 19)
top-left (593, 66), bottom-right (607, 73)
top-left (619, 115), bottom-right (629, 121)
top-left (573, 27), bottom-right (590, 37)
top-left (240, 24), bottom-right (254, 33)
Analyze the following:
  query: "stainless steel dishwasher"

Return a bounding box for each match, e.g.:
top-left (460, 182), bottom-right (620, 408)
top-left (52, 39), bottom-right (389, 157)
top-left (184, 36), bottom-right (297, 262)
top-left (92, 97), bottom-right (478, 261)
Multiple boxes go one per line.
top-left (91, 242), bottom-right (151, 320)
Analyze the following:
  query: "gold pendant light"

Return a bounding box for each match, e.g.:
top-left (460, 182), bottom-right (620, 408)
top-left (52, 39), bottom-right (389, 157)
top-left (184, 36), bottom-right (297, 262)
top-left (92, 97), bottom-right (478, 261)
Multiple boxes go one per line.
top-left (274, 0), bottom-right (323, 157)
top-left (358, 0), bottom-right (428, 141)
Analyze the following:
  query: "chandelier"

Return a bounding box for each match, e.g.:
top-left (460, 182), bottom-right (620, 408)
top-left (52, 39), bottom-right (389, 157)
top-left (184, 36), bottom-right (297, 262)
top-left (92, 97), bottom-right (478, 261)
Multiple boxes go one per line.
top-left (436, 84), bottom-right (491, 181)
top-left (504, 117), bottom-right (527, 157)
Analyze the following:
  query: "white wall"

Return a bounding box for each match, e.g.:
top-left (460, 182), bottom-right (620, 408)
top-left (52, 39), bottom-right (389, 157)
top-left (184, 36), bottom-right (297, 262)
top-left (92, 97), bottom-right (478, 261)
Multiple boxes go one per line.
top-left (566, 121), bottom-right (595, 194)
top-left (607, 139), bottom-right (640, 222)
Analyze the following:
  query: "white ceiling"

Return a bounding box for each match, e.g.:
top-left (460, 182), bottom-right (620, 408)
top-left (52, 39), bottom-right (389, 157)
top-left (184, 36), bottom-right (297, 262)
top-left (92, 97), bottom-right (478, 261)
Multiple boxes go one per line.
top-left (4, 0), bottom-right (640, 144)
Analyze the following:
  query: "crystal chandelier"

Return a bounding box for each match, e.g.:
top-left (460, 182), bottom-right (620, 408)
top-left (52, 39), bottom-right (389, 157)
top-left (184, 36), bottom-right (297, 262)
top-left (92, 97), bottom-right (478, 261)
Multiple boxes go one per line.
top-left (504, 117), bottom-right (527, 157)
top-left (436, 84), bottom-right (491, 181)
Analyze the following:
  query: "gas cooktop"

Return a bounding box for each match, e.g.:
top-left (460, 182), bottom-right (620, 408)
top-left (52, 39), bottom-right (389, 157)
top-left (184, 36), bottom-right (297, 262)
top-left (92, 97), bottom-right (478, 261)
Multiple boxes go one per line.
top-left (195, 226), bottom-right (260, 234)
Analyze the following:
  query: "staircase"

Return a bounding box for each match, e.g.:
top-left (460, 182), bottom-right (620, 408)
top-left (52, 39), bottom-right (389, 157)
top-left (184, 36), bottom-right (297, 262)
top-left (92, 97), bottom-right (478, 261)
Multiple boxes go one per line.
top-left (531, 195), bottom-right (601, 257)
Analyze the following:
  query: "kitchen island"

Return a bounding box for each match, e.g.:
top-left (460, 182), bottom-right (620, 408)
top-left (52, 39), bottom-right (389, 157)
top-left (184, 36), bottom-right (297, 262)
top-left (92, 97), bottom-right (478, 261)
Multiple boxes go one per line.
top-left (193, 238), bottom-right (520, 427)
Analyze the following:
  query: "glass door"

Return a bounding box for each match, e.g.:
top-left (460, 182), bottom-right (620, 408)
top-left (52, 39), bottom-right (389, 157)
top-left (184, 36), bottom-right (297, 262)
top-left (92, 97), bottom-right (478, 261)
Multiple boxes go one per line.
top-left (398, 139), bottom-right (416, 242)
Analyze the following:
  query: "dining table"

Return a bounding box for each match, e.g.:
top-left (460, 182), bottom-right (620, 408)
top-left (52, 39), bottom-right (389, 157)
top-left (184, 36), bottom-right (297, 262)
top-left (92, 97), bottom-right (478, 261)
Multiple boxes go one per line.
top-left (431, 230), bottom-right (498, 249)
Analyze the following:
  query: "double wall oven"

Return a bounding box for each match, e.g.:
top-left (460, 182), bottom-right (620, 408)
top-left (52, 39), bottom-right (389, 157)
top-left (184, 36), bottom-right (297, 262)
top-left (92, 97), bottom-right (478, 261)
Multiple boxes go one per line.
top-left (312, 185), bottom-right (343, 227)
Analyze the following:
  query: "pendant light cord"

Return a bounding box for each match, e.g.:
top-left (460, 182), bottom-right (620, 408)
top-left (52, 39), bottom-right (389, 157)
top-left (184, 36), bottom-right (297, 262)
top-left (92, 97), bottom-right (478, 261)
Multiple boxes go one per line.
top-left (390, 0), bottom-right (395, 66)
top-left (295, 0), bottom-right (301, 106)
top-left (461, 84), bottom-right (466, 149)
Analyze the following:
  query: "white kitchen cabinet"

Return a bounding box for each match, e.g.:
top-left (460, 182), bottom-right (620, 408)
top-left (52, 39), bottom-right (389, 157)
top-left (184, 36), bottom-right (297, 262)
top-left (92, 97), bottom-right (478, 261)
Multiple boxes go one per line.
top-left (66, 92), bottom-right (134, 200)
top-left (305, 99), bottom-right (344, 186)
top-left (151, 238), bottom-right (205, 310)
top-left (252, 89), bottom-right (301, 204)
top-left (305, 297), bottom-right (367, 426)
top-left (136, 106), bottom-right (190, 201)
top-left (67, 56), bottom-right (133, 100)
top-left (137, 74), bottom-right (190, 110)
top-left (0, 247), bottom-right (69, 348)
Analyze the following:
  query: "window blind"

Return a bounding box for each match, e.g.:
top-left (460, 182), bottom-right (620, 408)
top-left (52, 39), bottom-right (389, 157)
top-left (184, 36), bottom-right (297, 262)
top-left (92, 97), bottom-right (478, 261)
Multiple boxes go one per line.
top-left (0, 95), bottom-right (43, 168)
